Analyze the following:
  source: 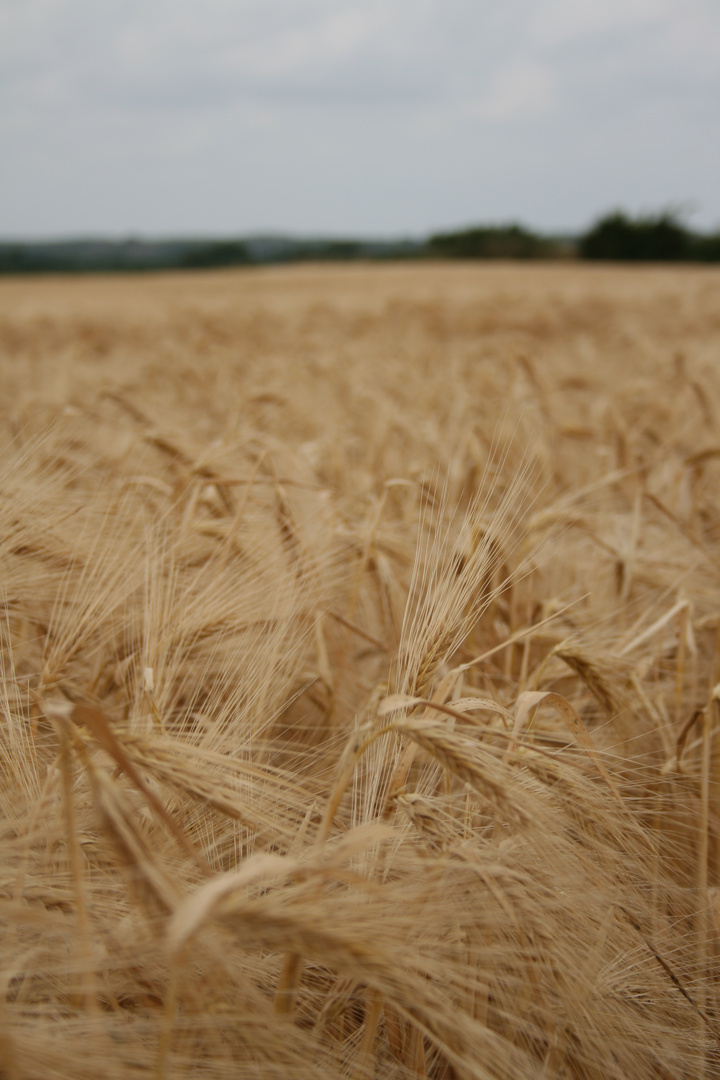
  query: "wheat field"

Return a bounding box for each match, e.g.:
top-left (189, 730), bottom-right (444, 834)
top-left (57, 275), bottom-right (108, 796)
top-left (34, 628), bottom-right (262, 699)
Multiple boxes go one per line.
top-left (1, 261), bottom-right (720, 1079)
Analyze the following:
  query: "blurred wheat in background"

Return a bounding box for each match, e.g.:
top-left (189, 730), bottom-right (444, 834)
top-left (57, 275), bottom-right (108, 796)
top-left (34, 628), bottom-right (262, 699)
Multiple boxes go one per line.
top-left (1, 261), bottom-right (720, 1078)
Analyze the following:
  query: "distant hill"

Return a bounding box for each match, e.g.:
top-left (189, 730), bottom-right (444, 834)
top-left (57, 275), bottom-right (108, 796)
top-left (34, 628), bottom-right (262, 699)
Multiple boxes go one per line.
top-left (0, 235), bottom-right (422, 274)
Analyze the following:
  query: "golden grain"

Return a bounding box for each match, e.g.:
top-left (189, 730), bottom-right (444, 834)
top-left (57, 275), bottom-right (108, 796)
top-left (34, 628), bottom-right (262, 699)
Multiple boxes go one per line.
top-left (1, 262), bottom-right (719, 1078)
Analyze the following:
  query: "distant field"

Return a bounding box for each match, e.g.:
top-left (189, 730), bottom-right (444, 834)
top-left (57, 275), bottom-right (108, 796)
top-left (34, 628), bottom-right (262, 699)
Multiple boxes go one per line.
top-left (1, 263), bottom-right (720, 1079)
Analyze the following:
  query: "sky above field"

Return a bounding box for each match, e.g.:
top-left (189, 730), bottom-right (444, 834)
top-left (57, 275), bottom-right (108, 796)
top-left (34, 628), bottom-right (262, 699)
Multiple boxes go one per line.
top-left (2, 0), bottom-right (719, 239)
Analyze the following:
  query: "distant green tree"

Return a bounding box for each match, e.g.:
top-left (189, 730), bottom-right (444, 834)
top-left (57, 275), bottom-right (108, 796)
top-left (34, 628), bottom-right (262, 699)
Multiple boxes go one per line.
top-left (579, 212), bottom-right (690, 261)
top-left (286, 240), bottom-right (365, 262)
top-left (316, 241), bottom-right (364, 260)
top-left (0, 246), bottom-right (31, 273)
top-left (180, 241), bottom-right (251, 268)
top-left (424, 224), bottom-right (553, 260)
top-left (688, 231), bottom-right (720, 262)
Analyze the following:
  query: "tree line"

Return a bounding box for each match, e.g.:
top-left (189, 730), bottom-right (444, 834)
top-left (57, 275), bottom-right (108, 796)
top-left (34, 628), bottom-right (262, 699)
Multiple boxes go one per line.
top-left (1, 212), bottom-right (719, 274)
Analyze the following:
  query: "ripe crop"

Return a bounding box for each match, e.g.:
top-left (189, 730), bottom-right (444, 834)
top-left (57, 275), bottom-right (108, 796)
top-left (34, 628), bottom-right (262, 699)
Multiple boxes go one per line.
top-left (1, 262), bottom-right (719, 1078)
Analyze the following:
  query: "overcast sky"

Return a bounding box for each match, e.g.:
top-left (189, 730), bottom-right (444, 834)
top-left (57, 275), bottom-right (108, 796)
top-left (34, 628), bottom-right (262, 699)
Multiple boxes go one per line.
top-left (2, 0), bottom-right (719, 239)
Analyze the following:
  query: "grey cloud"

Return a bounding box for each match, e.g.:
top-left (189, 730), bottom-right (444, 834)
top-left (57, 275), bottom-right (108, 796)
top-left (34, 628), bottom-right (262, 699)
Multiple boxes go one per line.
top-left (1, 0), bottom-right (718, 235)
top-left (1, 0), bottom-right (533, 114)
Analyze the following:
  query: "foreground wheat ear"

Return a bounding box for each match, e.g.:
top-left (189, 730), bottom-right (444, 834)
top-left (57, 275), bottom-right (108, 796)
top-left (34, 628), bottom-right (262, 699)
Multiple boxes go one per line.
top-left (2, 263), bottom-right (720, 1080)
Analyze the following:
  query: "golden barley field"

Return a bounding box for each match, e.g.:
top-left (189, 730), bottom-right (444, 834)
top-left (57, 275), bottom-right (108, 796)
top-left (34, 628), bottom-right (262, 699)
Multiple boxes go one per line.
top-left (1, 261), bottom-right (720, 1079)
